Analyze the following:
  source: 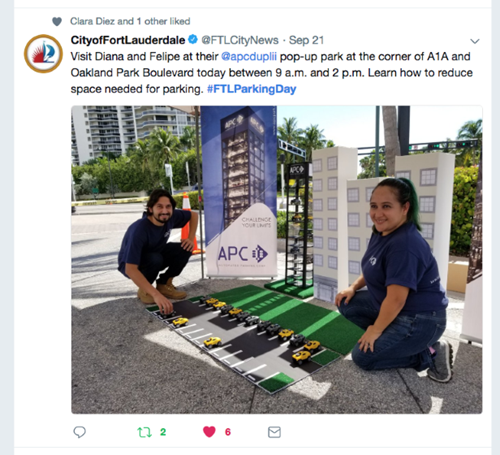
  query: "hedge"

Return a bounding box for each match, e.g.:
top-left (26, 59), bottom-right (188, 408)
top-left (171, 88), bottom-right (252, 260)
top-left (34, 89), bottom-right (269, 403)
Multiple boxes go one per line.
top-left (450, 166), bottom-right (478, 256)
top-left (172, 190), bottom-right (204, 211)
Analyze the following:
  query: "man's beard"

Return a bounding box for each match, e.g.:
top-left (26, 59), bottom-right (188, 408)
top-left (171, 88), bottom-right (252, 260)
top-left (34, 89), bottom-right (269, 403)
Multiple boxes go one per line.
top-left (154, 213), bottom-right (170, 224)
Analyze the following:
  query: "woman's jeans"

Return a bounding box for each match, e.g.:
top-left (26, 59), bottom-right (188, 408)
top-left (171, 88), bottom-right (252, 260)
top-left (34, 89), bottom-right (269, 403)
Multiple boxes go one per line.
top-left (338, 291), bottom-right (446, 372)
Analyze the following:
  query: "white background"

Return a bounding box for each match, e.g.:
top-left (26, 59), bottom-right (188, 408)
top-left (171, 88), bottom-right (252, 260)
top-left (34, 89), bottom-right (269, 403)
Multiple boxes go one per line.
top-left (13, 3), bottom-right (491, 452)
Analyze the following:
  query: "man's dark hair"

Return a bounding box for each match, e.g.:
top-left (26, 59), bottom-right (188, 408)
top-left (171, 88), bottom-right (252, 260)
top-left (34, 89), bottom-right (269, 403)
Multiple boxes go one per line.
top-left (144, 189), bottom-right (177, 215)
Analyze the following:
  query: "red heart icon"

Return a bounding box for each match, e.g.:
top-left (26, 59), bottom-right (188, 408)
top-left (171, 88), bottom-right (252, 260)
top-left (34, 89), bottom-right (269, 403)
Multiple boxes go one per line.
top-left (203, 426), bottom-right (216, 438)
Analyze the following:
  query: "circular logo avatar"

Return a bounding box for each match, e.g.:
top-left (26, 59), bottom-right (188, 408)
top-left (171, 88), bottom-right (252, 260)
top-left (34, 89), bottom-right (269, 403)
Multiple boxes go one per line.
top-left (24, 34), bottom-right (63, 73)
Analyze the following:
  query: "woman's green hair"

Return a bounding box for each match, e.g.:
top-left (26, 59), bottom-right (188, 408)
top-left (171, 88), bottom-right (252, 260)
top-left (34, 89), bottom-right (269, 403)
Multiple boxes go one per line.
top-left (372, 177), bottom-right (421, 231)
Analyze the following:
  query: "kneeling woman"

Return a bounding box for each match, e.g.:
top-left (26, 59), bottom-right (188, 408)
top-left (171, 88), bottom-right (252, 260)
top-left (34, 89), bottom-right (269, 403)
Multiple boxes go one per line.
top-left (334, 178), bottom-right (453, 382)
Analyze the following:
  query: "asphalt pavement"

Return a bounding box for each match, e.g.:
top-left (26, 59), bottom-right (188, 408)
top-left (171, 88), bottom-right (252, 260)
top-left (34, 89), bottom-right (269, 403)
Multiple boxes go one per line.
top-left (71, 205), bottom-right (482, 414)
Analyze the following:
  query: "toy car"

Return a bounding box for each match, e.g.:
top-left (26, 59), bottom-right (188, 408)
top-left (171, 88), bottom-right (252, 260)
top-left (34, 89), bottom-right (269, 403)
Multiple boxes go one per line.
top-left (229, 307), bottom-right (243, 317)
top-left (245, 315), bottom-right (260, 326)
top-left (266, 323), bottom-right (282, 336)
top-left (236, 311), bottom-right (251, 322)
top-left (257, 320), bottom-right (272, 332)
top-left (199, 295), bottom-right (213, 305)
top-left (278, 329), bottom-right (294, 341)
top-left (157, 310), bottom-right (176, 320)
top-left (212, 301), bottom-right (226, 310)
top-left (220, 304), bottom-right (234, 314)
top-left (292, 350), bottom-right (312, 365)
top-left (303, 340), bottom-right (321, 353)
top-left (205, 297), bottom-right (219, 307)
top-left (172, 317), bottom-right (188, 327)
top-left (203, 337), bottom-right (222, 349)
top-left (289, 334), bottom-right (308, 347)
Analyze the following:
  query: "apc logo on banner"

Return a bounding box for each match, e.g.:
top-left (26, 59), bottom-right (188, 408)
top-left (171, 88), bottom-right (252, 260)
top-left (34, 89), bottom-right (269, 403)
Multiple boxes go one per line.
top-left (218, 245), bottom-right (268, 263)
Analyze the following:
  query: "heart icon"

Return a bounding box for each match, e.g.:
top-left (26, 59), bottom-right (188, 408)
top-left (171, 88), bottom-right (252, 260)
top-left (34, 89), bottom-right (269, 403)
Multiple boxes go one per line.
top-left (203, 426), bottom-right (216, 438)
top-left (52, 17), bottom-right (62, 26)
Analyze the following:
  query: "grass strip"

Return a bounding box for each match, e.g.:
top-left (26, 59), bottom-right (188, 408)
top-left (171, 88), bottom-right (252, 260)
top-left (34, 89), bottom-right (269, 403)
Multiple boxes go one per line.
top-left (264, 279), bottom-right (314, 298)
top-left (259, 373), bottom-right (294, 393)
top-left (312, 350), bottom-right (341, 366)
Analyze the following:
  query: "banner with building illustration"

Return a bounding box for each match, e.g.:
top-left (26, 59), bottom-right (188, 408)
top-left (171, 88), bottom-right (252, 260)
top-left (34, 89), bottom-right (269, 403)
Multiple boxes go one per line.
top-left (201, 106), bottom-right (277, 277)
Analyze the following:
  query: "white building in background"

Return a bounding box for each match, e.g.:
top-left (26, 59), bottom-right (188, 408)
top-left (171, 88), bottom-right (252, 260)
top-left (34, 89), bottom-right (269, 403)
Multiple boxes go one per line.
top-left (395, 153), bottom-right (455, 287)
top-left (309, 151), bottom-right (455, 305)
top-left (312, 146), bottom-right (358, 304)
top-left (71, 106), bottom-right (196, 165)
top-left (346, 177), bottom-right (386, 285)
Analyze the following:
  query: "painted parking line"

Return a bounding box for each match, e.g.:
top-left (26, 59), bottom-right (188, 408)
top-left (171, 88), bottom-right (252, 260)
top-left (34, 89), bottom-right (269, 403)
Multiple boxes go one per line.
top-left (280, 341), bottom-right (290, 347)
top-left (183, 328), bottom-right (204, 336)
top-left (219, 350), bottom-right (242, 360)
top-left (220, 314), bottom-right (229, 318)
top-left (211, 344), bottom-right (232, 353)
top-left (243, 364), bottom-right (267, 376)
top-left (268, 336), bottom-right (279, 341)
top-left (176, 324), bottom-right (195, 330)
top-left (257, 331), bottom-right (267, 336)
top-left (237, 322), bottom-right (246, 327)
top-left (228, 318), bottom-right (237, 322)
top-left (232, 357), bottom-right (253, 369)
top-left (257, 372), bottom-right (281, 384)
top-left (246, 325), bottom-right (258, 332)
top-left (192, 333), bottom-right (212, 340)
top-left (247, 375), bottom-right (256, 382)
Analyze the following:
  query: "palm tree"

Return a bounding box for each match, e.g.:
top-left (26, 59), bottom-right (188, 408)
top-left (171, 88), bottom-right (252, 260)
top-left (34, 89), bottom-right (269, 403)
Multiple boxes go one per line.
top-left (457, 119), bottom-right (482, 166)
top-left (382, 106), bottom-right (400, 176)
top-left (180, 126), bottom-right (196, 151)
top-left (299, 125), bottom-right (326, 161)
top-left (129, 139), bottom-right (156, 189)
top-left (149, 128), bottom-right (180, 186)
top-left (278, 117), bottom-right (302, 145)
top-left (149, 127), bottom-right (180, 164)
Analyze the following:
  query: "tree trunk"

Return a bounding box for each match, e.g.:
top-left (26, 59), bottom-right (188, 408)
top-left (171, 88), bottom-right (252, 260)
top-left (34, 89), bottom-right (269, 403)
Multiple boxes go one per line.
top-left (382, 106), bottom-right (401, 176)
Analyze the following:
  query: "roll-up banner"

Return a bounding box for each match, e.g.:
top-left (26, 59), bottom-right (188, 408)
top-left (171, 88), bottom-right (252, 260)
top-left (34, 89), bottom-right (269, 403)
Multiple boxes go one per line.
top-left (201, 106), bottom-right (277, 277)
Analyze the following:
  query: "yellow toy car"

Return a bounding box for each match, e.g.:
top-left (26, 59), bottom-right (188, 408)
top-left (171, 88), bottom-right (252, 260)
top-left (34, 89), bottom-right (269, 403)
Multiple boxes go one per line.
top-left (303, 340), bottom-right (321, 353)
top-left (292, 350), bottom-right (312, 365)
top-left (205, 297), bottom-right (219, 307)
top-left (278, 329), bottom-right (295, 341)
top-left (172, 317), bottom-right (188, 327)
top-left (203, 337), bottom-right (222, 349)
top-left (212, 301), bottom-right (226, 310)
top-left (229, 307), bottom-right (243, 317)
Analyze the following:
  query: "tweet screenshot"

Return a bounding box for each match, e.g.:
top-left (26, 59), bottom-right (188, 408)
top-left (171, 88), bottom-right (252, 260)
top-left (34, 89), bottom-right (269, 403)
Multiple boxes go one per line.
top-left (12, 1), bottom-right (492, 454)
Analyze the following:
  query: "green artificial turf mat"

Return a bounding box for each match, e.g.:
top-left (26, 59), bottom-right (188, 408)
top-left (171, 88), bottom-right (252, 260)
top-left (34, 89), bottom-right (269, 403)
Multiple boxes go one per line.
top-left (313, 350), bottom-right (341, 366)
top-left (259, 373), bottom-right (294, 393)
top-left (208, 285), bottom-right (363, 355)
top-left (264, 279), bottom-right (314, 298)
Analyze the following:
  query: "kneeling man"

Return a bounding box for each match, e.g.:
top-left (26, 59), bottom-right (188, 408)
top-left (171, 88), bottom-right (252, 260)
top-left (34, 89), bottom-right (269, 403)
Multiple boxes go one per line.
top-left (118, 189), bottom-right (199, 314)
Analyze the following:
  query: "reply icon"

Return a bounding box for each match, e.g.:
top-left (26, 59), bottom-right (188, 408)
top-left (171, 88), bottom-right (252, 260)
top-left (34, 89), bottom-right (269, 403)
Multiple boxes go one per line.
top-left (74, 426), bottom-right (86, 438)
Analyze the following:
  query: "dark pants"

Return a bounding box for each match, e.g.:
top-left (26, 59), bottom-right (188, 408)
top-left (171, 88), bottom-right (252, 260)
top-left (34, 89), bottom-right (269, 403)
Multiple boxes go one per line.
top-left (138, 243), bottom-right (192, 285)
top-left (338, 291), bottom-right (446, 372)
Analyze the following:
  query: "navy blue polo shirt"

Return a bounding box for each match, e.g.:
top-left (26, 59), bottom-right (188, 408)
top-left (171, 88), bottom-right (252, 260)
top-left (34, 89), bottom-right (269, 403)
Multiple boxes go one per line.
top-left (361, 222), bottom-right (448, 315)
top-left (118, 210), bottom-right (191, 278)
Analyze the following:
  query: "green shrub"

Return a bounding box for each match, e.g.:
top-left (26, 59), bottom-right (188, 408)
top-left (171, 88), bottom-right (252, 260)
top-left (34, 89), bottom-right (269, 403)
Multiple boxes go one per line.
top-left (277, 211), bottom-right (287, 238)
top-left (172, 190), bottom-right (204, 211)
top-left (450, 166), bottom-right (478, 255)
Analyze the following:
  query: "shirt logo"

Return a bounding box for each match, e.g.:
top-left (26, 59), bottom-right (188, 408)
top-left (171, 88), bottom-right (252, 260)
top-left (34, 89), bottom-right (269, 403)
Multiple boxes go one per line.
top-left (164, 229), bottom-right (171, 239)
top-left (369, 256), bottom-right (377, 266)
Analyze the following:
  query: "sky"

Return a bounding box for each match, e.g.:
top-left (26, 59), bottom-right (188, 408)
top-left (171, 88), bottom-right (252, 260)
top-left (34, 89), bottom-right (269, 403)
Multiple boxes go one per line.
top-left (276, 106), bottom-right (482, 150)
